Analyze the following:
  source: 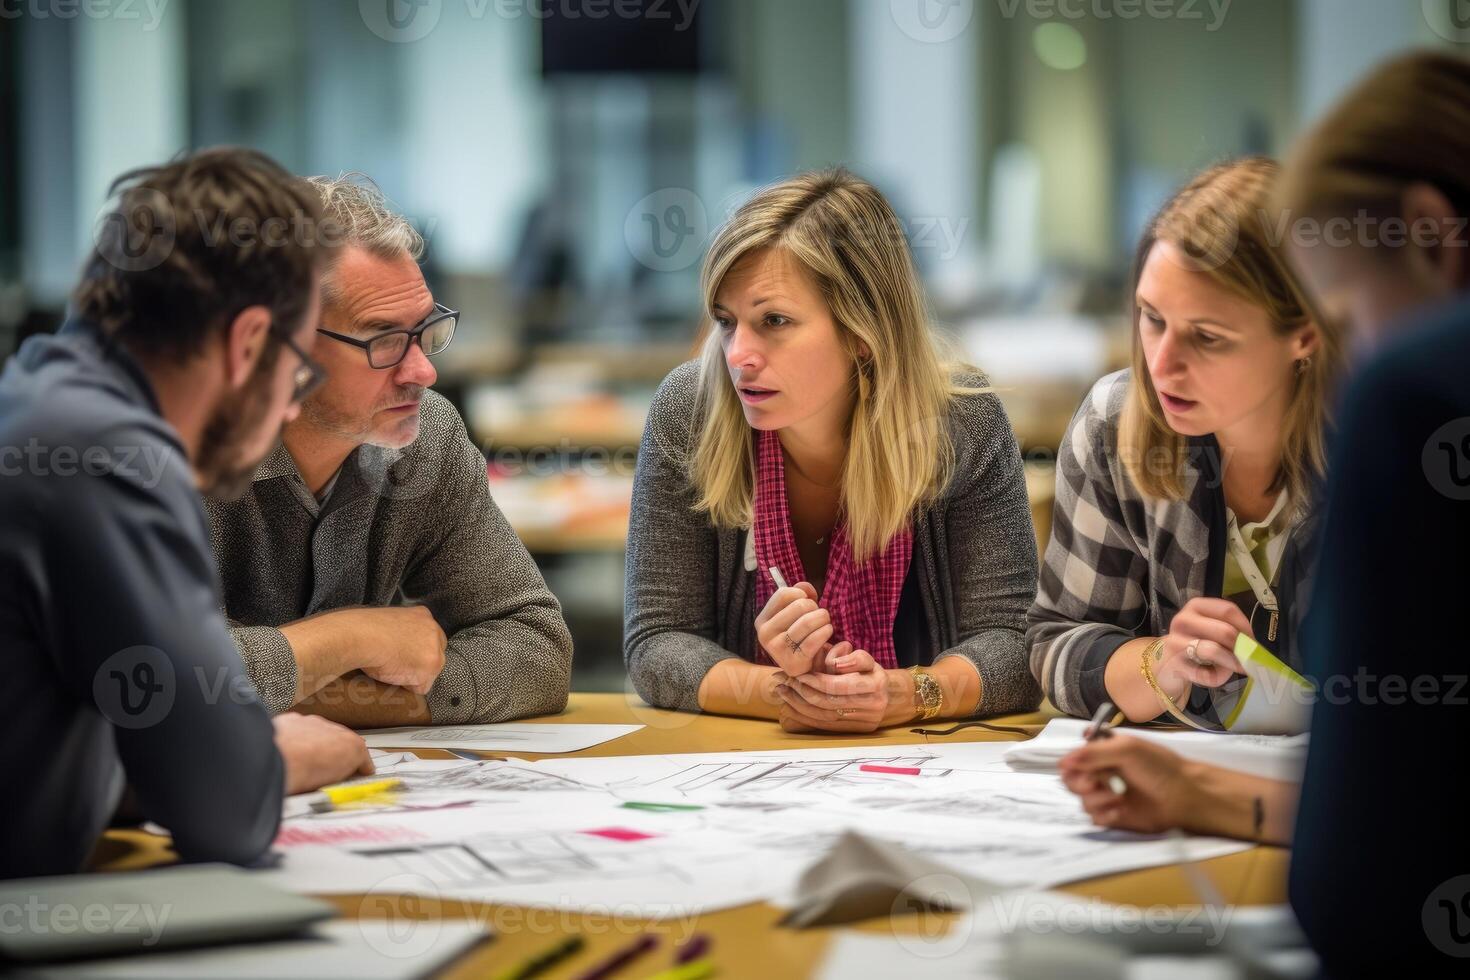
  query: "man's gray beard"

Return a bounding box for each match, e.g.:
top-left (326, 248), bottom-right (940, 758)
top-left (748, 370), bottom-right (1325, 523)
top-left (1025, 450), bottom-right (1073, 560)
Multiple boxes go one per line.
top-left (298, 384), bottom-right (426, 448)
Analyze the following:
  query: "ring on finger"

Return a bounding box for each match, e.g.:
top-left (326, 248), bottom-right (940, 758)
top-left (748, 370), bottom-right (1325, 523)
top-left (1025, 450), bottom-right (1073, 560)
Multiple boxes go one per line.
top-left (1184, 640), bottom-right (1212, 667)
top-left (836, 708), bottom-right (850, 719)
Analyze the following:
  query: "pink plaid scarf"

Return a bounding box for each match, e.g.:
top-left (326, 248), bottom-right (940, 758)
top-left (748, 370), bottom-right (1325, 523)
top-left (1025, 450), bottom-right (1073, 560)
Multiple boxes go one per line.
top-left (751, 428), bottom-right (913, 670)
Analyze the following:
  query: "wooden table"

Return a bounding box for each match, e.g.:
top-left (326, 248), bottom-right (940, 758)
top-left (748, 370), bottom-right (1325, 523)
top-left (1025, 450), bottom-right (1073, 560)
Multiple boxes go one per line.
top-left (96, 694), bottom-right (1289, 978)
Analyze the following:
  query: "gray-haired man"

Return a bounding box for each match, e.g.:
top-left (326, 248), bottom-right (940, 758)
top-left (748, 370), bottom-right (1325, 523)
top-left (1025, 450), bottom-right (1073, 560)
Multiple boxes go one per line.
top-left (207, 175), bottom-right (573, 728)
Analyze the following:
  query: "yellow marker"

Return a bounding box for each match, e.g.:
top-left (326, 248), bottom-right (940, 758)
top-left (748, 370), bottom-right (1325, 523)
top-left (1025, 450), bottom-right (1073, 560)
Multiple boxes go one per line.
top-left (309, 778), bottom-right (403, 813)
top-left (643, 958), bottom-right (716, 980)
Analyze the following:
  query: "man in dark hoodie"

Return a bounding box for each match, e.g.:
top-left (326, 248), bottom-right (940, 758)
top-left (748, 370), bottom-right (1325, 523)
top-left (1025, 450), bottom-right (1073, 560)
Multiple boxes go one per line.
top-left (0, 147), bottom-right (372, 879)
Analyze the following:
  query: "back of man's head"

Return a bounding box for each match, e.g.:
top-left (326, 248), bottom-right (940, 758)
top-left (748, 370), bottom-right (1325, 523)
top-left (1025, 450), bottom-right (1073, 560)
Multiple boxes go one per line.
top-left (75, 147), bottom-right (329, 366)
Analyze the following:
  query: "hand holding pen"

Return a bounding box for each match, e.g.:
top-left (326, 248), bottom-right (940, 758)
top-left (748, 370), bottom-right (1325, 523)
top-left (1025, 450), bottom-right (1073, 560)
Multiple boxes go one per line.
top-left (753, 565), bottom-right (832, 676)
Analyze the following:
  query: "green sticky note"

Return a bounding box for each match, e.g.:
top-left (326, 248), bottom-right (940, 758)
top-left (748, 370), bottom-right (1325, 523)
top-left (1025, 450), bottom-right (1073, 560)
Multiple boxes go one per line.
top-left (1233, 633), bottom-right (1312, 689)
top-left (1223, 633), bottom-right (1314, 733)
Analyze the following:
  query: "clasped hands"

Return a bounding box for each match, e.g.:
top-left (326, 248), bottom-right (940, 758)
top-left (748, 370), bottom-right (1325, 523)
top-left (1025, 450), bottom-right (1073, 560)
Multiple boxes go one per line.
top-left (754, 582), bottom-right (913, 733)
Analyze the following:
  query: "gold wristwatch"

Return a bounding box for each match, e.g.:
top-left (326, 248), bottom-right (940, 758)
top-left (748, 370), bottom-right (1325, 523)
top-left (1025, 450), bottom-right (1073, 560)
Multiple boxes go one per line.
top-left (909, 666), bottom-right (943, 721)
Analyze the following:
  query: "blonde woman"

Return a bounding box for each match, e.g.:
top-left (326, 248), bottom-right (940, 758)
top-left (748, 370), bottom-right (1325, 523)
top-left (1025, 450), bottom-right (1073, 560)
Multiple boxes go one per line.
top-left (1029, 158), bottom-right (1341, 730)
top-left (624, 169), bottom-right (1041, 732)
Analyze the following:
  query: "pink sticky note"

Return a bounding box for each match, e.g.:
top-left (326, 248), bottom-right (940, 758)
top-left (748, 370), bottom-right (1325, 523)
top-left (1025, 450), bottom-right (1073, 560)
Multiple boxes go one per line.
top-left (581, 827), bottom-right (657, 842)
top-left (860, 764), bottom-right (923, 776)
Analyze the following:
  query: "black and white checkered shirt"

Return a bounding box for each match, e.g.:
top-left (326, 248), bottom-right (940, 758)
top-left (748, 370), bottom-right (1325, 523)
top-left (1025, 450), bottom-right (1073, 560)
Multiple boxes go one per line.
top-left (1027, 370), bottom-right (1322, 722)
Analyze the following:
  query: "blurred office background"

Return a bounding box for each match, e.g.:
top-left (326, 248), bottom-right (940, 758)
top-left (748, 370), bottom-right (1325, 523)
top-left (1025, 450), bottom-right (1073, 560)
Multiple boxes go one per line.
top-left (0, 0), bottom-right (1460, 690)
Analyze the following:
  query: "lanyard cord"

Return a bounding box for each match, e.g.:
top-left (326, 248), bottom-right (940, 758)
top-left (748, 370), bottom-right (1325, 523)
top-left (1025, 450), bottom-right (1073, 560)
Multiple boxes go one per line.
top-left (1224, 512), bottom-right (1285, 614)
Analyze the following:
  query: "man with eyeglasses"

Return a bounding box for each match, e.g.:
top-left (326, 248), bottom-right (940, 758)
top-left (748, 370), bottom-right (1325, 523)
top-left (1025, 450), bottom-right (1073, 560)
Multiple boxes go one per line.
top-left (206, 174), bottom-right (572, 728)
top-left (0, 148), bottom-right (374, 878)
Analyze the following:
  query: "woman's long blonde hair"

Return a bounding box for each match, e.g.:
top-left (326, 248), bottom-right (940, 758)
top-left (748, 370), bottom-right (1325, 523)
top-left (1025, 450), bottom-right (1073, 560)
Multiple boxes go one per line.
top-left (689, 169), bottom-right (973, 561)
top-left (1119, 157), bottom-right (1340, 504)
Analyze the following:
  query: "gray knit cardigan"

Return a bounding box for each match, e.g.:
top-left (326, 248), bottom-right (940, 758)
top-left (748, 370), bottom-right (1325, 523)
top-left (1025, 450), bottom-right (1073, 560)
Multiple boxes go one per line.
top-left (623, 360), bottom-right (1043, 716)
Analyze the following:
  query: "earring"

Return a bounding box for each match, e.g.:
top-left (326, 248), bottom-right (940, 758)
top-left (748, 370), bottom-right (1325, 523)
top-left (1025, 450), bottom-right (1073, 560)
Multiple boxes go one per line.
top-left (1295, 355), bottom-right (1313, 376)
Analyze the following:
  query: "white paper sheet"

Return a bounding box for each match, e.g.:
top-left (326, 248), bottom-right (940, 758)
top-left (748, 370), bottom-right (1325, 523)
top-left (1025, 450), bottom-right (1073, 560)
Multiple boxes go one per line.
top-left (358, 723), bottom-right (643, 754)
top-left (1003, 719), bottom-right (1309, 782)
top-left (251, 744), bottom-right (1259, 916)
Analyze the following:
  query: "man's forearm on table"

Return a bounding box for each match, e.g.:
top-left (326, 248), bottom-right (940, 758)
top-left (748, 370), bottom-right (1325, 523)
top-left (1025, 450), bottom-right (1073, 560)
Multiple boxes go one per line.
top-left (279, 611), bottom-right (366, 704)
top-left (295, 672), bottom-right (432, 728)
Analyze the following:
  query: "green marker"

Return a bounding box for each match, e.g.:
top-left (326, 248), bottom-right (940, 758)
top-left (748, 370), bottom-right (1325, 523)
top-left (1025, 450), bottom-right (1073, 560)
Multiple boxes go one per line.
top-left (620, 801), bottom-right (705, 812)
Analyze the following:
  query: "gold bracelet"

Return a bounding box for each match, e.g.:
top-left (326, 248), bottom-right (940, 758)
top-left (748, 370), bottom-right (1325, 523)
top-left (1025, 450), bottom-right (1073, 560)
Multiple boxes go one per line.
top-left (1139, 637), bottom-right (1195, 725)
top-left (908, 667), bottom-right (943, 722)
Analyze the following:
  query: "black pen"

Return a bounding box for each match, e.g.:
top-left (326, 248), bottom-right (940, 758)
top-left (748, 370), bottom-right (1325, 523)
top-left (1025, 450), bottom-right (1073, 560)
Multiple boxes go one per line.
top-left (1085, 701), bottom-right (1129, 796)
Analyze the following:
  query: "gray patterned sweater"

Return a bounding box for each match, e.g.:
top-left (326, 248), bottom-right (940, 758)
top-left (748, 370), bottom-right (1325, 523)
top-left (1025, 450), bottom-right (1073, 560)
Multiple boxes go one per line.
top-left (206, 390), bottom-right (572, 724)
top-left (624, 360), bottom-right (1042, 716)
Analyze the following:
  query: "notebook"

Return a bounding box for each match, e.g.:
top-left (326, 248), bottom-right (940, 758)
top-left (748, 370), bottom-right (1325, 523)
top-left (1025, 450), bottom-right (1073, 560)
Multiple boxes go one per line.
top-left (0, 864), bottom-right (336, 963)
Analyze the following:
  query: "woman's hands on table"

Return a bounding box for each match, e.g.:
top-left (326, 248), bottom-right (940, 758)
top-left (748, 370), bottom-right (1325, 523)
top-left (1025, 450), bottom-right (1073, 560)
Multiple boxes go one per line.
top-left (774, 644), bottom-right (917, 734)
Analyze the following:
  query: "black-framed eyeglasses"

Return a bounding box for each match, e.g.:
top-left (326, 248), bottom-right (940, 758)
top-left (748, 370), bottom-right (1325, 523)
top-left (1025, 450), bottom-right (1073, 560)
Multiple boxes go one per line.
top-left (316, 303), bottom-right (458, 369)
top-left (269, 324), bottom-right (328, 403)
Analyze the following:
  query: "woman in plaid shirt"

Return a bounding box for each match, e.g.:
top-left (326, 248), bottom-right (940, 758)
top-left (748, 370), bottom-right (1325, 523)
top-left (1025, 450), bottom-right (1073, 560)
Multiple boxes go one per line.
top-left (1028, 158), bottom-right (1344, 729)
